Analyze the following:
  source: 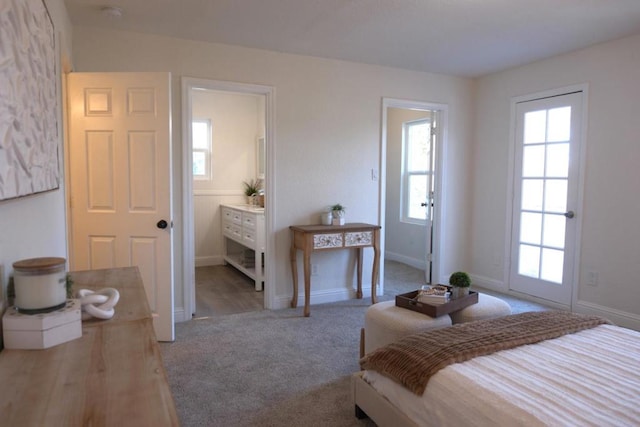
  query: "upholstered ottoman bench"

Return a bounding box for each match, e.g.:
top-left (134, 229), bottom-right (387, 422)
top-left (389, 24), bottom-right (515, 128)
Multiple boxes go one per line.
top-left (449, 293), bottom-right (512, 324)
top-left (362, 300), bottom-right (452, 356)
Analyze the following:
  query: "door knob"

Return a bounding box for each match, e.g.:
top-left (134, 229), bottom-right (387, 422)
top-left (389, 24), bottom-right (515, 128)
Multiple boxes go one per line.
top-left (563, 211), bottom-right (575, 219)
top-left (157, 219), bottom-right (168, 229)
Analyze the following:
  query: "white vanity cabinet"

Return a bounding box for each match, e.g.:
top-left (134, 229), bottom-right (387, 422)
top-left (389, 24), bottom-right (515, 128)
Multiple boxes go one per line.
top-left (221, 204), bottom-right (265, 291)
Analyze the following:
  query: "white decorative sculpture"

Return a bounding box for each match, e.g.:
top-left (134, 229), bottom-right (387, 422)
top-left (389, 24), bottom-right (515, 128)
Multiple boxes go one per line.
top-left (75, 288), bottom-right (120, 320)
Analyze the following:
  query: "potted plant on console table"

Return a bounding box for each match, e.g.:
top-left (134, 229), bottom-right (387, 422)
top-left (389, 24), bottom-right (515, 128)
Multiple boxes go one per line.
top-left (330, 203), bottom-right (346, 225)
top-left (449, 271), bottom-right (471, 299)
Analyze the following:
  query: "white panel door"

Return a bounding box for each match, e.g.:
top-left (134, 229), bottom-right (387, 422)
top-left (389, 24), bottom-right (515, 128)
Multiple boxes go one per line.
top-left (509, 91), bottom-right (583, 305)
top-left (68, 72), bottom-right (174, 341)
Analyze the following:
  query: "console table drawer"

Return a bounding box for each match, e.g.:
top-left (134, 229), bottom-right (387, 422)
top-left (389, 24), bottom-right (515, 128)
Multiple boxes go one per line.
top-left (313, 233), bottom-right (344, 249)
top-left (345, 231), bottom-right (373, 247)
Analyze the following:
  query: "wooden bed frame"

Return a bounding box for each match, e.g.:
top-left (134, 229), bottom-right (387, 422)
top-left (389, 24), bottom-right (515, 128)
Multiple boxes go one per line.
top-left (351, 371), bottom-right (417, 427)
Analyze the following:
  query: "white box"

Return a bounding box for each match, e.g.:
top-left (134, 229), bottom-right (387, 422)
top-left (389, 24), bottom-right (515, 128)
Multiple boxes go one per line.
top-left (2, 299), bottom-right (82, 350)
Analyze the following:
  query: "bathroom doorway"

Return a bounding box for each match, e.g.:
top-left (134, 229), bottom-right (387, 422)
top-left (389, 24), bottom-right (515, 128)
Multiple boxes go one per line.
top-left (181, 78), bottom-right (275, 319)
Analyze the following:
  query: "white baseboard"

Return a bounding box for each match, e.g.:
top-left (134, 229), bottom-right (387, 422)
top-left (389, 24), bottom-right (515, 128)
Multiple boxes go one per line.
top-left (173, 306), bottom-right (190, 323)
top-left (384, 251), bottom-right (423, 270)
top-left (470, 273), bottom-right (640, 330)
top-left (469, 273), bottom-right (508, 293)
top-left (273, 286), bottom-right (371, 310)
top-left (574, 300), bottom-right (640, 330)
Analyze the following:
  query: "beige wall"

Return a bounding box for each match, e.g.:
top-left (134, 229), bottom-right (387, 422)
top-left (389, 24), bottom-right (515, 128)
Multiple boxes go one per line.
top-left (71, 26), bottom-right (475, 314)
top-left (472, 33), bottom-right (640, 329)
top-left (0, 0), bottom-right (72, 310)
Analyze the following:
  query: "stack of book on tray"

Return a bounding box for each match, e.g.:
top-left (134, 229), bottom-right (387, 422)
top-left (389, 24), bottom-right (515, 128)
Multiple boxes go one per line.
top-left (417, 285), bottom-right (450, 305)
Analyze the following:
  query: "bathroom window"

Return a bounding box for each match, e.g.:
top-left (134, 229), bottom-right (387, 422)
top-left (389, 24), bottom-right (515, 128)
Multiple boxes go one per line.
top-left (192, 119), bottom-right (212, 180)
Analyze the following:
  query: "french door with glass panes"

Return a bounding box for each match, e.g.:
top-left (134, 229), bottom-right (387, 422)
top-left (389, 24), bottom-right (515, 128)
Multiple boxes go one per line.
top-left (509, 91), bottom-right (583, 305)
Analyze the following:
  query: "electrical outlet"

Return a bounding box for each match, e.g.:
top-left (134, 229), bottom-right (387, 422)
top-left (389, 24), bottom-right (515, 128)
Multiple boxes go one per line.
top-left (586, 271), bottom-right (598, 286)
top-left (311, 264), bottom-right (319, 276)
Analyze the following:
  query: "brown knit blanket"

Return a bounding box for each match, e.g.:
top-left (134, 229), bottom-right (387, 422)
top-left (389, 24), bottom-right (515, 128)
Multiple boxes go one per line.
top-left (359, 310), bottom-right (611, 396)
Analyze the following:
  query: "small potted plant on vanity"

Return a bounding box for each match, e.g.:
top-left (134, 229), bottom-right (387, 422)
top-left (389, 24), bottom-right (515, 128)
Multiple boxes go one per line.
top-left (449, 271), bottom-right (471, 299)
top-left (243, 179), bottom-right (262, 205)
top-left (330, 203), bottom-right (346, 225)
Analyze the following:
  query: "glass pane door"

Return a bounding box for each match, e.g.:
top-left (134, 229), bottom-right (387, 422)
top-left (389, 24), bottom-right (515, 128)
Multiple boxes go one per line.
top-left (509, 92), bottom-right (583, 304)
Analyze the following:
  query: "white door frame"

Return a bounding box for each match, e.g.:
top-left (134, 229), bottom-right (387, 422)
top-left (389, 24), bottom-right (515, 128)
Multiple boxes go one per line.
top-left (181, 77), bottom-right (276, 319)
top-left (505, 84), bottom-right (588, 308)
top-left (380, 98), bottom-right (449, 290)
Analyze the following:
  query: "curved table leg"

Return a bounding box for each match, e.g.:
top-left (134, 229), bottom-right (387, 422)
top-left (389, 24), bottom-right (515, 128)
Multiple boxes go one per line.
top-left (371, 231), bottom-right (380, 304)
top-left (290, 238), bottom-right (298, 309)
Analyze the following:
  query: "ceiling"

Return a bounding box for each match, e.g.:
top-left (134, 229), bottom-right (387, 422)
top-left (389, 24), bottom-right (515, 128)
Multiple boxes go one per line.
top-left (64, 0), bottom-right (640, 77)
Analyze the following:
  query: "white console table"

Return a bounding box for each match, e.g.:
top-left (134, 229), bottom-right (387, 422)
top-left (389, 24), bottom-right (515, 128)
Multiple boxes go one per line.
top-left (221, 204), bottom-right (265, 291)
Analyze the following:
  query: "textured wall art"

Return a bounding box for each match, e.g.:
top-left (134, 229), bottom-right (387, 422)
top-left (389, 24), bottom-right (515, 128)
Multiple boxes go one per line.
top-left (0, 0), bottom-right (59, 201)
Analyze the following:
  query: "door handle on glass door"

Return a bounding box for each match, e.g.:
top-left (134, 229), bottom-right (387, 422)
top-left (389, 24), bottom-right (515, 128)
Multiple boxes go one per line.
top-left (564, 211), bottom-right (575, 219)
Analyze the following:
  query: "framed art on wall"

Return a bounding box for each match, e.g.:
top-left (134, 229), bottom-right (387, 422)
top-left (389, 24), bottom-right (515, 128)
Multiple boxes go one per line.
top-left (0, 0), bottom-right (59, 201)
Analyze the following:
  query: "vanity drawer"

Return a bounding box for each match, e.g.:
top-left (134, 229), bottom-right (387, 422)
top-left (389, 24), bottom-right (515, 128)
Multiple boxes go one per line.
top-left (243, 230), bottom-right (258, 246)
top-left (242, 213), bottom-right (258, 230)
top-left (222, 208), bottom-right (242, 225)
top-left (223, 221), bottom-right (241, 240)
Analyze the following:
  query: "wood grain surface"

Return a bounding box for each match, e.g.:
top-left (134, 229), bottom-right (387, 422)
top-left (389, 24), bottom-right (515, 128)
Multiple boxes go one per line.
top-left (0, 267), bottom-right (179, 426)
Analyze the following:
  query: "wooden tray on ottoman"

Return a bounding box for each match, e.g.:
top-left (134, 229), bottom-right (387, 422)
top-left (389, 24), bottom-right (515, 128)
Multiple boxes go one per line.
top-left (396, 289), bottom-right (478, 318)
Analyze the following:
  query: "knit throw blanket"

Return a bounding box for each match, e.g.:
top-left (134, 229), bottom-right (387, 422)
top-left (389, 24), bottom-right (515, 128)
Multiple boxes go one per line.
top-left (359, 310), bottom-right (611, 396)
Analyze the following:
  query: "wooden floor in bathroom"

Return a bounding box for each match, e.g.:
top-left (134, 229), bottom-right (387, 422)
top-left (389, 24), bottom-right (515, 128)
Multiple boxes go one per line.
top-left (194, 265), bottom-right (264, 318)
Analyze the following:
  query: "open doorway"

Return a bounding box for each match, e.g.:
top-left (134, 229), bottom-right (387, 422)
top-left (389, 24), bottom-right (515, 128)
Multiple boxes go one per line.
top-left (380, 98), bottom-right (448, 294)
top-left (181, 78), bottom-right (275, 320)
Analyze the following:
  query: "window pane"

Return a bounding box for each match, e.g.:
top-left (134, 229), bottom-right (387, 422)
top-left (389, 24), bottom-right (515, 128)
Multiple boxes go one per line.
top-left (524, 110), bottom-right (546, 144)
top-left (193, 152), bottom-right (205, 176)
top-left (192, 121), bottom-right (209, 149)
top-left (407, 122), bottom-right (429, 172)
top-left (546, 143), bottom-right (569, 178)
top-left (541, 248), bottom-right (564, 284)
top-left (543, 214), bottom-right (565, 249)
top-left (522, 145), bottom-right (545, 177)
top-left (544, 180), bottom-right (567, 213)
top-left (408, 174), bottom-right (427, 220)
top-left (520, 212), bottom-right (542, 245)
top-left (522, 179), bottom-right (543, 211)
top-left (547, 107), bottom-right (571, 142)
top-left (519, 244), bottom-right (540, 278)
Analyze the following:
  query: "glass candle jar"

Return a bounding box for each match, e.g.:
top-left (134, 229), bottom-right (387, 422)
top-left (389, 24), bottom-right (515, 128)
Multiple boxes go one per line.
top-left (12, 257), bottom-right (67, 312)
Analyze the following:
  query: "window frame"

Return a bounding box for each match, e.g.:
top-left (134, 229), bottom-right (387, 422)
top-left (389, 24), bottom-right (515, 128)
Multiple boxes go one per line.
top-left (192, 118), bottom-right (212, 180)
top-left (401, 118), bottom-right (430, 225)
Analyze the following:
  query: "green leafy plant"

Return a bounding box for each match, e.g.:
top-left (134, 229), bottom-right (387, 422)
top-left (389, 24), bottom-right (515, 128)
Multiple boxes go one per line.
top-left (243, 179), bottom-right (262, 196)
top-left (449, 271), bottom-right (471, 288)
top-left (330, 203), bottom-right (345, 216)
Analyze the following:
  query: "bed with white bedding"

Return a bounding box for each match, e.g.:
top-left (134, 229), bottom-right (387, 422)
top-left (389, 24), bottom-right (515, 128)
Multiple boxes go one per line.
top-left (352, 313), bottom-right (640, 427)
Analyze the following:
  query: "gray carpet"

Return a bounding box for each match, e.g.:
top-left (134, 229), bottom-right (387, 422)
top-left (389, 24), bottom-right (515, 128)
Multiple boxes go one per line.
top-left (160, 298), bottom-right (378, 427)
top-left (160, 262), bottom-right (550, 426)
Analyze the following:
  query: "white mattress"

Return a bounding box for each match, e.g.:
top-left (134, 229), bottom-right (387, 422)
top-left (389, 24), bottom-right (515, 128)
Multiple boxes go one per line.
top-left (363, 324), bottom-right (640, 426)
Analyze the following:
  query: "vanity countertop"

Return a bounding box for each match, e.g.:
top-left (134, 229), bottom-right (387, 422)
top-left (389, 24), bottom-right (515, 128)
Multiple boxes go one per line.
top-left (222, 204), bottom-right (265, 213)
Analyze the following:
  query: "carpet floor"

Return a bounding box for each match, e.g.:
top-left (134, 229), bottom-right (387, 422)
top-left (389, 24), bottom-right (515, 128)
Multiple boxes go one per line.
top-left (160, 261), bottom-right (551, 426)
top-left (160, 298), bottom-right (378, 427)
